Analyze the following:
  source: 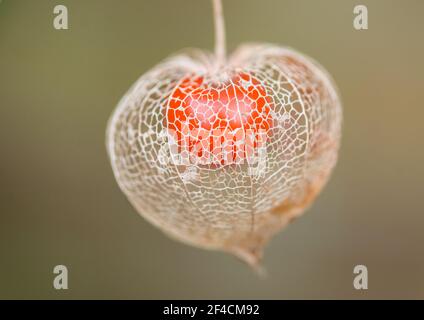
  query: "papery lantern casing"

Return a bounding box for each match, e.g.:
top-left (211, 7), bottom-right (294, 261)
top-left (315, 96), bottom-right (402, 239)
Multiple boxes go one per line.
top-left (106, 43), bottom-right (342, 267)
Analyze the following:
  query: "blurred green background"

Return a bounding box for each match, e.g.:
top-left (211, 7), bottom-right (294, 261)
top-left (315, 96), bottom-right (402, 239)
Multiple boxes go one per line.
top-left (1, 0), bottom-right (423, 299)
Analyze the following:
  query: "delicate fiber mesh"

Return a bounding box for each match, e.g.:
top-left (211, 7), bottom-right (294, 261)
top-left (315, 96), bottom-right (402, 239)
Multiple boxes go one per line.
top-left (106, 44), bottom-right (342, 266)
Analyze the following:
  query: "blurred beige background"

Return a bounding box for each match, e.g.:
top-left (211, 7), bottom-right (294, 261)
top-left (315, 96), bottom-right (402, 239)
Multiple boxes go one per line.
top-left (0, 0), bottom-right (423, 299)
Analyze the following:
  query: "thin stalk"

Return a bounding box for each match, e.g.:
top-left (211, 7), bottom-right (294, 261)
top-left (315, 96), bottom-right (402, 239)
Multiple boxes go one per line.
top-left (212, 0), bottom-right (226, 68)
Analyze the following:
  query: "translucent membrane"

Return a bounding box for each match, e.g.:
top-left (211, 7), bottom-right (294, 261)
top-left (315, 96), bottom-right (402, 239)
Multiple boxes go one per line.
top-left (106, 44), bottom-right (342, 269)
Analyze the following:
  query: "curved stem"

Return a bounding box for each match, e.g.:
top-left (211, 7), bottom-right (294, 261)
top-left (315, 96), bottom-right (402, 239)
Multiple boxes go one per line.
top-left (212, 0), bottom-right (226, 68)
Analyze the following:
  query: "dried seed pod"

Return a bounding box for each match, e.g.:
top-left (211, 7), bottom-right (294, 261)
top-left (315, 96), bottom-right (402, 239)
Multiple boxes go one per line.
top-left (106, 2), bottom-right (342, 269)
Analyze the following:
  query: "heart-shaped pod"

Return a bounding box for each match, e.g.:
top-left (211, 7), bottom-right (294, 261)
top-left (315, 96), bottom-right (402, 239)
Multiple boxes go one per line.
top-left (106, 43), bottom-right (342, 267)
